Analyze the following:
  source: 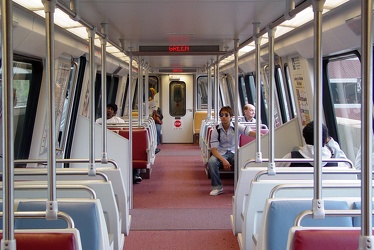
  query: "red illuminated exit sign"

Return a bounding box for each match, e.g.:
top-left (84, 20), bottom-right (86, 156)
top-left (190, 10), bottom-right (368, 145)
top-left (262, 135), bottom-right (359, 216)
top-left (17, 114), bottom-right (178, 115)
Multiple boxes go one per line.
top-left (139, 45), bottom-right (220, 53)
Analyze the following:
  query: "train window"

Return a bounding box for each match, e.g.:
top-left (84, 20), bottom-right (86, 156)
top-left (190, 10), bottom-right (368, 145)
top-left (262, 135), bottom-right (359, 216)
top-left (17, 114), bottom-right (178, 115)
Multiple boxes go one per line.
top-left (120, 76), bottom-right (130, 116)
top-left (323, 52), bottom-right (361, 163)
top-left (275, 65), bottom-right (291, 122)
top-left (0, 55), bottom-right (43, 162)
top-left (218, 75), bottom-right (236, 111)
top-left (196, 75), bottom-right (215, 110)
top-left (244, 74), bottom-right (256, 104)
top-left (262, 65), bottom-right (282, 127)
top-left (94, 74), bottom-right (119, 119)
top-left (284, 64), bottom-right (297, 118)
top-left (57, 61), bottom-right (76, 151)
top-left (169, 81), bottom-right (186, 117)
top-left (238, 75), bottom-right (247, 113)
top-left (243, 73), bottom-right (269, 126)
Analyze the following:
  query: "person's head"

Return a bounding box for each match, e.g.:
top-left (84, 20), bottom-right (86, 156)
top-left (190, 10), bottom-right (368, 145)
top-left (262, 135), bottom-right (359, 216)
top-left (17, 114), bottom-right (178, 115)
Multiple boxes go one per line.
top-left (219, 106), bottom-right (233, 125)
top-left (302, 121), bottom-right (328, 146)
top-left (106, 103), bottom-right (118, 119)
top-left (243, 104), bottom-right (255, 120)
top-left (149, 88), bottom-right (156, 101)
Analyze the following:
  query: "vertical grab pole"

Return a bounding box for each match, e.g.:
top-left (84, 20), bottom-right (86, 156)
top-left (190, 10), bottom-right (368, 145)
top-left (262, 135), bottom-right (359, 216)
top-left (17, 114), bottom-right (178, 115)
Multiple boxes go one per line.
top-left (234, 39), bottom-right (239, 187)
top-left (145, 66), bottom-right (149, 119)
top-left (128, 50), bottom-right (134, 208)
top-left (100, 23), bottom-right (108, 163)
top-left (87, 27), bottom-right (97, 176)
top-left (312, 0), bottom-right (325, 218)
top-left (138, 62), bottom-right (143, 124)
top-left (359, 0), bottom-right (374, 248)
top-left (0, 0), bottom-right (16, 249)
top-left (253, 22), bottom-right (262, 163)
top-left (43, 0), bottom-right (58, 219)
top-left (215, 56), bottom-right (220, 122)
top-left (267, 26), bottom-right (276, 175)
top-left (207, 62), bottom-right (212, 120)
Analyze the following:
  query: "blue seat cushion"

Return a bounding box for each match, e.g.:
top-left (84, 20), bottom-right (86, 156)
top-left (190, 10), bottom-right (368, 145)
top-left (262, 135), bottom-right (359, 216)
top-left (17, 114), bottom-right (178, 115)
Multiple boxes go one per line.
top-left (352, 201), bottom-right (374, 227)
top-left (16, 201), bottom-right (100, 250)
top-left (267, 200), bottom-right (352, 250)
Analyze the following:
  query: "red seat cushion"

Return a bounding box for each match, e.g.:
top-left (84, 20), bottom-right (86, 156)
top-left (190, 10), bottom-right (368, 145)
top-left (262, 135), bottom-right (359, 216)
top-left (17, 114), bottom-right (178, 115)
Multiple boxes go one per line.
top-left (0, 232), bottom-right (77, 250)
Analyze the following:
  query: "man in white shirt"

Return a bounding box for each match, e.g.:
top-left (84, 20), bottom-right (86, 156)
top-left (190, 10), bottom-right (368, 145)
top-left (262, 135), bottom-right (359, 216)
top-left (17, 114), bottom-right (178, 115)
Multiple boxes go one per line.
top-left (243, 104), bottom-right (256, 123)
top-left (96, 103), bottom-right (124, 124)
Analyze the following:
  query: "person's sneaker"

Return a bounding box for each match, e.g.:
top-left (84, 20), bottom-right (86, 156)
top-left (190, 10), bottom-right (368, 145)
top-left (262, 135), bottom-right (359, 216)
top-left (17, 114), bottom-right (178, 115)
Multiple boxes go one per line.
top-left (209, 188), bottom-right (223, 196)
top-left (133, 175), bottom-right (142, 184)
top-left (155, 148), bottom-right (161, 154)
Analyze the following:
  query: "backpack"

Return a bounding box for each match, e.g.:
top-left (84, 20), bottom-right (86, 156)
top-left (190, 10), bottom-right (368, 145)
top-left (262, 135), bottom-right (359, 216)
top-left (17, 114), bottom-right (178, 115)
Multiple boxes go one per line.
top-left (157, 107), bottom-right (163, 120)
top-left (216, 124), bottom-right (234, 142)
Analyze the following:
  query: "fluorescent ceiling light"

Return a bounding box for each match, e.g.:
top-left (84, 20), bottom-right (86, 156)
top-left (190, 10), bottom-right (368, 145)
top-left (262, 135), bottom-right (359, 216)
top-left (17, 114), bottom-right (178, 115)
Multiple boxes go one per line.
top-left (65, 27), bottom-right (88, 40)
top-left (13, 0), bottom-right (43, 10)
top-left (107, 45), bottom-right (121, 54)
top-left (325, 0), bottom-right (350, 9)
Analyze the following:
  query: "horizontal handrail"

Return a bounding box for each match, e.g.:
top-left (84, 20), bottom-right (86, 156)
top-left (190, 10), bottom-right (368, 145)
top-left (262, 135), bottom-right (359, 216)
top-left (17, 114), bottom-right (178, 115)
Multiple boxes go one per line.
top-left (1, 184), bottom-right (97, 199)
top-left (254, 168), bottom-right (360, 181)
top-left (11, 168), bottom-right (109, 182)
top-left (244, 157), bottom-right (354, 169)
top-left (269, 182), bottom-right (371, 198)
top-left (294, 209), bottom-right (374, 227)
top-left (14, 158), bottom-right (119, 169)
top-left (0, 211), bottom-right (75, 228)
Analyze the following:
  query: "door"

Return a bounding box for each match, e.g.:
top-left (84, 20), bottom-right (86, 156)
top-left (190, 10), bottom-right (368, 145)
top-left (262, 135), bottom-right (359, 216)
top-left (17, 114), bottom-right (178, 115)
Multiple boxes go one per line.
top-left (161, 75), bottom-right (193, 143)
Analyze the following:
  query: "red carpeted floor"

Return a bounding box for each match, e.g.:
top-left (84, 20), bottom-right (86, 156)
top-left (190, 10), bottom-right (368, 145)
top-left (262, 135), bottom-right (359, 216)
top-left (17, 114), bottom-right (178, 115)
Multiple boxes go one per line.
top-left (124, 143), bottom-right (239, 249)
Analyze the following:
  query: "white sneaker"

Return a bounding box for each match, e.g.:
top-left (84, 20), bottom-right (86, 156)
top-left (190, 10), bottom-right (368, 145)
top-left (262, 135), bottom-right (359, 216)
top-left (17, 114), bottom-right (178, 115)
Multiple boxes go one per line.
top-left (210, 188), bottom-right (223, 196)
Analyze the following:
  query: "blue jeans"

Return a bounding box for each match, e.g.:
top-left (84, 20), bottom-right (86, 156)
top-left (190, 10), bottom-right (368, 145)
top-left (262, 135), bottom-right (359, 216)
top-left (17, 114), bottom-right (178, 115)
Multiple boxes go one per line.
top-left (207, 151), bottom-right (235, 190)
top-left (155, 124), bottom-right (162, 145)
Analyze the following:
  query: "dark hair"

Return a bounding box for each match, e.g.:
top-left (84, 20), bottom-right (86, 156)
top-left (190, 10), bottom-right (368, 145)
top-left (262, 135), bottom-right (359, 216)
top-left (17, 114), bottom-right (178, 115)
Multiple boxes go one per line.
top-left (107, 103), bottom-right (118, 113)
top-left (302, 121), bottom-right (328, 146)
top-left (219, 106), bottom-right (233, 116)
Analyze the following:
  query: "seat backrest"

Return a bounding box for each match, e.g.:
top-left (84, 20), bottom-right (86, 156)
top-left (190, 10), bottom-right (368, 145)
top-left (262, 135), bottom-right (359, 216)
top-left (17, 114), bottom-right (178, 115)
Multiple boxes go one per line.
top-left (239, 134), bottom-right (255, 147)
top-left (263, 199), bottom-right (352, 250)
top-left (0, 229), bottom-right (82, 250)
top-left (289, 227), bottom-right (364, 250)
top-left (193, 111), bottom-right (214, 134)
top-left (118, 129), bottom-right (149, 168)
top-left (351, 201), bottom-right (374, 227)
top-left (16, 200), bottom-right (105, 250)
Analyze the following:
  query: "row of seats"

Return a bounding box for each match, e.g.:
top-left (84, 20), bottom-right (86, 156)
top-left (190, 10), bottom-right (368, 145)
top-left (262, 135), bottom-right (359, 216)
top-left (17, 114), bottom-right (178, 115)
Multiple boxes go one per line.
top-left (108, 118), bottom-right (158, 177)
top-left (232, 165), bottom-right (362, 250)
top-left (7, 166), bottom-right (130, 250)
top-left (231, 164), bottom-right (357, 236)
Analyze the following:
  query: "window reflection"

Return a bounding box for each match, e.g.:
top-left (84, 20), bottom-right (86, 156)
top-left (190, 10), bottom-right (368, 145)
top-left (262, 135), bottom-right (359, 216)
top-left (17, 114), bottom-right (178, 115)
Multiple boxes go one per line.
top-left (169, 81), bottom-right (186, 117)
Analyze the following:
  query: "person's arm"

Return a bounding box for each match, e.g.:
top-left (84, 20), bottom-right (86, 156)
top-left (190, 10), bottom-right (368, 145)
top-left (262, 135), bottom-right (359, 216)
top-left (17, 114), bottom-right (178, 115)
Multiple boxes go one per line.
top-left (326, 137), bottom-right (350, 167)
top-left (241, 124), bottom-right (256, 137)
top-left (211, 147), bottom-right (231, 170)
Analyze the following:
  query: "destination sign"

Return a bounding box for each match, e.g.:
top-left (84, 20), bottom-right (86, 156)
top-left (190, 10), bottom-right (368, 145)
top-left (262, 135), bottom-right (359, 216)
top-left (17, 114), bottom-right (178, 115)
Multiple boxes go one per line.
top-left (139, 45), bottom-right (220, 53)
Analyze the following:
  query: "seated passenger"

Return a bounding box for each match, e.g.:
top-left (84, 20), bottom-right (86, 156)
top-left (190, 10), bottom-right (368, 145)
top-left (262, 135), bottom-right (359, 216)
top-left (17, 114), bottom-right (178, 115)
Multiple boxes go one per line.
top-left (277, 121), bottom-right (350, 168)
top-left (96, 104), bottom-right (142, 183)
top-left (208, 106), bottom-right (258, 196)
top-left (354, 136), bottom-right (374, 170)
top-left (243, 103), bottom-right (256, 123)
top-left (96, 103), bottom-right (125, 124)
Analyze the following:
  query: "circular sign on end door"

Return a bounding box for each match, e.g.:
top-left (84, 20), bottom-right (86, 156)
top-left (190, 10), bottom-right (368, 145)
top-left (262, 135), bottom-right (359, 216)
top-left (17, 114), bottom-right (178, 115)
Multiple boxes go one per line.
top-left (174, 119), bottom-right (182, 129)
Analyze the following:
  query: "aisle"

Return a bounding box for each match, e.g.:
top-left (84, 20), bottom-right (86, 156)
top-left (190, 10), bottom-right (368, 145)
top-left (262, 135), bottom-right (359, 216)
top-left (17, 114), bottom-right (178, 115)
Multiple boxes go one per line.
top-left (124, 143), bottom-right (239, 250)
